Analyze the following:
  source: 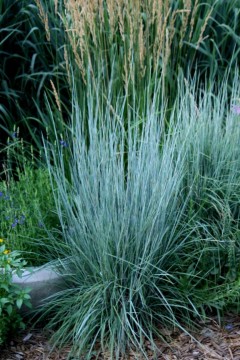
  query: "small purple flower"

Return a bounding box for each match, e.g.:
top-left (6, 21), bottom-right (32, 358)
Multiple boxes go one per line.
top-left (60, 140), bottom-right (68, 147)
top-left (231, 105), bottom-right (240, 115)
top-left (11, 132), bottom-right (17, 139)
top-left (38, 221), bottom-right (44, 228)
top-left (0, 192), bottom-right (3, 197)
top-left (11, 218), bottom-right (19, 228)
top-left (19, 215), bottom-right (26, 224)
top-left (225, 324), bottom-right (233, 331)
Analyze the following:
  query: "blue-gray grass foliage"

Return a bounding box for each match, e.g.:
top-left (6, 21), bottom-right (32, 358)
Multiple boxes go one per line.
top-left (40, 73), bottom-right (240, 358)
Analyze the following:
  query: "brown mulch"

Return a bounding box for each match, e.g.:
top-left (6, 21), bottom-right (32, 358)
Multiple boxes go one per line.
top-left (1, 314), bottom-right (240, 360)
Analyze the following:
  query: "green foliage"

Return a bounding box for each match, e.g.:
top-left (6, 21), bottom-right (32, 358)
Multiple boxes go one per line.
top-left (0, 155), bottom-right (60, 265)
top-left (0, 0), bottom-right (66, 152)
top-left (0, 238), bottom-right (31, 346)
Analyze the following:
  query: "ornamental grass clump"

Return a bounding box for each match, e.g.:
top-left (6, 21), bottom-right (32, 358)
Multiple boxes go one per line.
top-left (175, 74), bottom-right (240, 311)
top-left (39, 83), bottom-right (228, 358)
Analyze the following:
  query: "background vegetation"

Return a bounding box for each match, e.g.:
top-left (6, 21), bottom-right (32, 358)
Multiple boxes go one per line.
top-left (1, 0), bottom-right (240, 156)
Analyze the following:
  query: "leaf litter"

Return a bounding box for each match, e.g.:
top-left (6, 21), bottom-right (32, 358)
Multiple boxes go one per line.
top-left (1, 314), bottom-right (240, 359)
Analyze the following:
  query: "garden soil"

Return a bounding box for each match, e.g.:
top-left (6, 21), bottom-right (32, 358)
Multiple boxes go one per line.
top-left (1, 314), bottom-right (240, 359)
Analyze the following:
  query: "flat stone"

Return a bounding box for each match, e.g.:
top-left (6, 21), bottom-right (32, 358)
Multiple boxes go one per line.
top-left (12, 265), bottom-right (63, 314)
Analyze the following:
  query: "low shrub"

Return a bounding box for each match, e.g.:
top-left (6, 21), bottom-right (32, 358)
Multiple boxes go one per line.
top-left (0, 238), bottom-right (31, 346)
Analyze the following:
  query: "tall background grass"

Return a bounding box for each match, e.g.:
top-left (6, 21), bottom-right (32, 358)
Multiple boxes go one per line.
top-left (1, 0), bottom-right (240, 165)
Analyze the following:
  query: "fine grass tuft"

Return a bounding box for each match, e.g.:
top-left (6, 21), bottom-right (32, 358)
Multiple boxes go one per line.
top-left (37, 73), bottom-right (240, 358)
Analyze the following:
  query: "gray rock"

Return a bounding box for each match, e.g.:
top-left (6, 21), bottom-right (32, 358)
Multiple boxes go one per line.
top-left (12, 265), bottom-right (63, 314)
